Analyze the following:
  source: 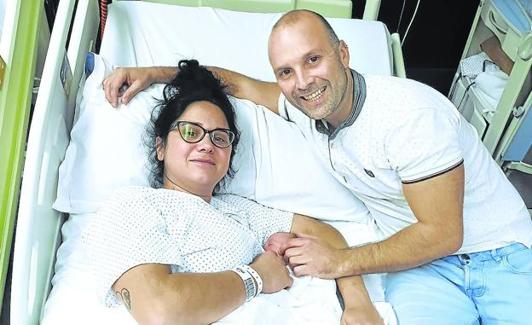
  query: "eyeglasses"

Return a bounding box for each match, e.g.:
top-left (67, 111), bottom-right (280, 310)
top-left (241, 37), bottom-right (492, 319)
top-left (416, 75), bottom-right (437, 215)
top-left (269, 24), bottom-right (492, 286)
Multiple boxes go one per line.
top-left (170, 121), bottom-right (235, 148)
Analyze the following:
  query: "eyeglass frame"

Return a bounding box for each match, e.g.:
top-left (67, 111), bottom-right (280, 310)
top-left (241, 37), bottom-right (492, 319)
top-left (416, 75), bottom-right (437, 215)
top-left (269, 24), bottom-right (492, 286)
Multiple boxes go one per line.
top-left (169, 120), bottom-right (236, 148)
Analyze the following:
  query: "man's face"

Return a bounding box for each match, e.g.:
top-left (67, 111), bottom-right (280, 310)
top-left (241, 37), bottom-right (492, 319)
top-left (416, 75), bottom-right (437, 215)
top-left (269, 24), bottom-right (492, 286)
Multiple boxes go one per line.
top-left (268, 16), bottom-right (351, 124)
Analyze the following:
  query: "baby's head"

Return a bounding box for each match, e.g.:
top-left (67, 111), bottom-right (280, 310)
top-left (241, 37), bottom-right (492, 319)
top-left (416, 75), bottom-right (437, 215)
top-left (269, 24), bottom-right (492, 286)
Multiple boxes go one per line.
top-left (264, 232), bottom-right (296, 256)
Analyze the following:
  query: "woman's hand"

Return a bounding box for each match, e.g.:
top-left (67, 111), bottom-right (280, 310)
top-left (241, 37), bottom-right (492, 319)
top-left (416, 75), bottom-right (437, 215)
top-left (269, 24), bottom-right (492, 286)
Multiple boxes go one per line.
top-left (250, 251), bottom-right (293, 293)
top-left (341, 303), bottom-right (384, 325)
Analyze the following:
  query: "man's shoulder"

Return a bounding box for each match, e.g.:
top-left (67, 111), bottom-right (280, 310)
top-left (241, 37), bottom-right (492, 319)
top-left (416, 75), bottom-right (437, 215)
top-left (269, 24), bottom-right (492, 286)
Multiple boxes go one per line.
top-left (363, 75), bottom-right (455, 121)
top-left (364, 75), bottom-right (445, 100)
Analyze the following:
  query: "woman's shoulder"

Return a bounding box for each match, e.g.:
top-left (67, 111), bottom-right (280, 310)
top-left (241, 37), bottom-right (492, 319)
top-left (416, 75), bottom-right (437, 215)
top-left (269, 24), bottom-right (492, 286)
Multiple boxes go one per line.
top-left (94, 186), bottom-right (156, 222)
top-left (84, 187), bottom-right (157, 245)
top-left (92, 187), bottom-right (180, 231)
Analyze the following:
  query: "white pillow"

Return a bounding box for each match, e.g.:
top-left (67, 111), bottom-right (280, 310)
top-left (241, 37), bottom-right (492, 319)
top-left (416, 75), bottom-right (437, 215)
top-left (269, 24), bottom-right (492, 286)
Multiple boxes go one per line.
top-left (53, 55), bottom-right (154, 213)
top-left (54, 54), bottom-right (370, 224)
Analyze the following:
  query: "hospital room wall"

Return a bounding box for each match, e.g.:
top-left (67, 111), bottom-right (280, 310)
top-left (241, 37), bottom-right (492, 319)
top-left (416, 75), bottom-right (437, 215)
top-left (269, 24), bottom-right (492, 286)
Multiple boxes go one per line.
top-left (353, 0), bottom-right (480, 95)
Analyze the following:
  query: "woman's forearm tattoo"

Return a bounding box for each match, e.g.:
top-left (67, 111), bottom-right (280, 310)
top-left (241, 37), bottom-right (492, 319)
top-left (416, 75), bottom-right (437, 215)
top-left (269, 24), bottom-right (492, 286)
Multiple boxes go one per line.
top-left (116, 288), bottom-right (132, 311)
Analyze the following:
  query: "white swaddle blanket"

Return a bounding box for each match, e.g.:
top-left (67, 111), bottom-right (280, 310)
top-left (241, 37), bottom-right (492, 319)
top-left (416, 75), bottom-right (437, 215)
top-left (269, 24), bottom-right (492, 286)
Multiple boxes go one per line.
top-left (218, 277), bottom-right (342, 324)
top-left (219, 276), bottom-right (396, 325)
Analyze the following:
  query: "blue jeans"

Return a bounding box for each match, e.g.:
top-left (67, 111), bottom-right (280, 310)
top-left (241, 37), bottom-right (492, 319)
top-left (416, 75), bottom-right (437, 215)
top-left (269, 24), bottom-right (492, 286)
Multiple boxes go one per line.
top-left (385, 243), bottom-right (532, 325)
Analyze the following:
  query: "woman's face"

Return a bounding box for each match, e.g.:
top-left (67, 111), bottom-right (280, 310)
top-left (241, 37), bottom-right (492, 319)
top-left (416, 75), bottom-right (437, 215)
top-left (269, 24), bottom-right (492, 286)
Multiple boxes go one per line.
top-left (157, 101), bottom-right (232, 198)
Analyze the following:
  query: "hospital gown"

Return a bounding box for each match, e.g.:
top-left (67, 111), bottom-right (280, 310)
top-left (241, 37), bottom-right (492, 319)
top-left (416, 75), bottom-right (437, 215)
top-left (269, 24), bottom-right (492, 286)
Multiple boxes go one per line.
top-left (82, 186), bottom-right (293, 306)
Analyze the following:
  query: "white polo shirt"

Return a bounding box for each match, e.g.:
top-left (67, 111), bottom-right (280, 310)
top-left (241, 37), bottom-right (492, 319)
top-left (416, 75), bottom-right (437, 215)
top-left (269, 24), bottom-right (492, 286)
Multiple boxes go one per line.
top-left (279, 72), bottom-right (531, 254)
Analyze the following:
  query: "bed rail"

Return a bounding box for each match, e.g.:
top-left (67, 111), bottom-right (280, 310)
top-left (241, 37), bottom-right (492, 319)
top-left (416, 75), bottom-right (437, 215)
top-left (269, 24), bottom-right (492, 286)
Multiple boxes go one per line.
top-left (10, 0), bottom-right (99, 324)
top-left (0, 0), bottom-right (41, 312)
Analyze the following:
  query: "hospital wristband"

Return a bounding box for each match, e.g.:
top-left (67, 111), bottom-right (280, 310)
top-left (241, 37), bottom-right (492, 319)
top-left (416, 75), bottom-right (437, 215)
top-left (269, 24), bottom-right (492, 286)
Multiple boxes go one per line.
top-left (231, 266), bottom-right (257, 302)
top-left (238, 265), bottom-right (263, 296)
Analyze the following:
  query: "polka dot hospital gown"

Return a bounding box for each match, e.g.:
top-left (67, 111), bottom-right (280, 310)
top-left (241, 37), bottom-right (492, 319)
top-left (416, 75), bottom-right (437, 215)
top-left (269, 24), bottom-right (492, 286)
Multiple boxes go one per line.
top-left (82, 186), bottom-right (293, 306)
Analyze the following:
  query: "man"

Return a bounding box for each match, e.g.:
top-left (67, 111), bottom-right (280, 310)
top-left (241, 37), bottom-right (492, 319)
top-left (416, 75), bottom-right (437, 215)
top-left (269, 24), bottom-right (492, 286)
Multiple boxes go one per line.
top-left (104, 10), bottom-right (532, 324)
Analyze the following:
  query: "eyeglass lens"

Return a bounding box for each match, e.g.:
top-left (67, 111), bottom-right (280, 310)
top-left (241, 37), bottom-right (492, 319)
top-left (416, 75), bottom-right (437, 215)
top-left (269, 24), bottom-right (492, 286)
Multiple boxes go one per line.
top-left (178, 122), bottom-right (234, 148)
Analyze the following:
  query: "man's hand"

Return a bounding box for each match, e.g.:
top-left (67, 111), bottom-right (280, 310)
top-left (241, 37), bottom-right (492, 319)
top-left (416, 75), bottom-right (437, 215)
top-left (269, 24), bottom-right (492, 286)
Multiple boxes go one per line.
top-left (102, 66), bottom-right (179, 108)
top-left (341, 303), bottom-right (384, 325)
top-left (102, 67), bottom-right (155, 107)
top-left (250, 251), bottom-right (293, 293)
top-left (284, 233), bottom-right (348, 278)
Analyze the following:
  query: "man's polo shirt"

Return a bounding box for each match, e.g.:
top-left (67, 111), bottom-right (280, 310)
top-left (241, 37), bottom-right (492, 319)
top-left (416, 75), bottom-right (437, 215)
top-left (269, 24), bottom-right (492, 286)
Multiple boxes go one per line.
top-left (278, 70), bottom-right (531, 254)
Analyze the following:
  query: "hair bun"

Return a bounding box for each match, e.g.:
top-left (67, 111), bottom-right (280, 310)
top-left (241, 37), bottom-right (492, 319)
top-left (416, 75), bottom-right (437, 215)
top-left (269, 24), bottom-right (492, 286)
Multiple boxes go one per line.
top-left (178, 59), bottom-right (200, 71)
top-left (166, 59), bottom-right (224, 101)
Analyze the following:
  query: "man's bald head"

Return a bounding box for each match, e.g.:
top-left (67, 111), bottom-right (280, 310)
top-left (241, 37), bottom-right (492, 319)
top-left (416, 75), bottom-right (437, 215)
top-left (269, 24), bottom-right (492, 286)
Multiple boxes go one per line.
top-left (267, 9), bottom-right (352, 126)
top-left (271, 10), bottom-right (340, 48)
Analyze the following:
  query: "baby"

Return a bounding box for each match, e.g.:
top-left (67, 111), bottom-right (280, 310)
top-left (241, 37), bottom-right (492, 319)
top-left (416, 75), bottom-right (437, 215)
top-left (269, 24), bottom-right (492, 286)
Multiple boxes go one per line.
top-left (264, 232), bottom-right (296, 257)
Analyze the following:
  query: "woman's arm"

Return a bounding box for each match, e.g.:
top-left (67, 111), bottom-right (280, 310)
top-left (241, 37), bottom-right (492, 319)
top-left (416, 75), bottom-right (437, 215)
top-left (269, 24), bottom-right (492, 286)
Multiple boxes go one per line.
top-left (113, 251), bottom-right (291, 325)
top-left (113, 264), bottom-right (244, 324)
top-left (289, 215), bottom-right (383, 324)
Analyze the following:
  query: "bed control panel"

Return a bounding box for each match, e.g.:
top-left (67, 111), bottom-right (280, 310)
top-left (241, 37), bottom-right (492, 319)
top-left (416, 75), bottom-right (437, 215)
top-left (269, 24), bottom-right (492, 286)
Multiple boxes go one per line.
top-left (60, 54), bottom-right (72, 97)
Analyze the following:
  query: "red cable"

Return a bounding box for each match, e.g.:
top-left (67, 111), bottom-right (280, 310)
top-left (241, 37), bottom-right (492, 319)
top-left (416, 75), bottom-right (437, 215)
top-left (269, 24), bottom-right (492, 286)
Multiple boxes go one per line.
top-left (99, 0), bottom-right (108, 41)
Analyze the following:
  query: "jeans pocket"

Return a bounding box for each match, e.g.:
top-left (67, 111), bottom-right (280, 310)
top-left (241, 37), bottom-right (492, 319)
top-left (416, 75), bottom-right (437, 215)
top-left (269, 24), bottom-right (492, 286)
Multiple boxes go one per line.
top-left (503, 247), bottom-right (532, 274)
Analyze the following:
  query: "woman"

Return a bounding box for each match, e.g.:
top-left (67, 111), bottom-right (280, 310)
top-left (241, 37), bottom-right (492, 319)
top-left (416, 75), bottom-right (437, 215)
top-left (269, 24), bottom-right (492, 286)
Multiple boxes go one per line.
top-left (83, 60), bottom-right (382, 324)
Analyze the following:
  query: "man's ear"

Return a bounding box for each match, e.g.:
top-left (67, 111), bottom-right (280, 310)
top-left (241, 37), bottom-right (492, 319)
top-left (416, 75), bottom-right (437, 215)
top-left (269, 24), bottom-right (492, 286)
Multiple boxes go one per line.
top-left (338, 40), bottom-right (350, 68)
top-left (155, 137), bottom-right (165, 161)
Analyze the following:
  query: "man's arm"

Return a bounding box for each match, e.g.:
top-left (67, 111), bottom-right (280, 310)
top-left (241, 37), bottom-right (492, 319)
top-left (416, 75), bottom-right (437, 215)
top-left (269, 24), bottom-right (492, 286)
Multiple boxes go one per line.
top-left (291, 215), bottom-right (383, 324)
top-left (286, 164), bottom-right (464, 278)
top-left (113, 252), bottom-right (292, 324)
top-left (209, 66), bottom-right (281, 113)
top-left (103, 66), bottom-right (281, 113)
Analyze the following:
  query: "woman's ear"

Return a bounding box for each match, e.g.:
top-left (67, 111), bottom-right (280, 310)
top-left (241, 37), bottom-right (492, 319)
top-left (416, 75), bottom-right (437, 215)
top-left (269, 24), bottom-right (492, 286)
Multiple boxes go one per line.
top-left (155, 137), bottom-right (165, 161)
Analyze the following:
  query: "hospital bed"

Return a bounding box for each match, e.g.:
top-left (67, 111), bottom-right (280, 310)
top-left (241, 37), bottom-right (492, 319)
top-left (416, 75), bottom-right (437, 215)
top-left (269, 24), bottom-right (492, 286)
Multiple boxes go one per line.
top-left (10, 0), bottom-right (405, 323)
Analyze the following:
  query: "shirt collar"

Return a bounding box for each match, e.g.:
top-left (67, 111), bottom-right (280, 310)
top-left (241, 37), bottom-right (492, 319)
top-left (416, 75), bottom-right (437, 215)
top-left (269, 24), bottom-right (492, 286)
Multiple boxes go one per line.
top-left (315, 69), bottom-right (366, 139)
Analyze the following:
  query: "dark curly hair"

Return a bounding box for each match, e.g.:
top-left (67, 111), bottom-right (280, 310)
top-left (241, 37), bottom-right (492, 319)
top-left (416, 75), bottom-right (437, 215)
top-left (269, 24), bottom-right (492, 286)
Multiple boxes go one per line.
top-left (146, 60), bottom-right (240, 191)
